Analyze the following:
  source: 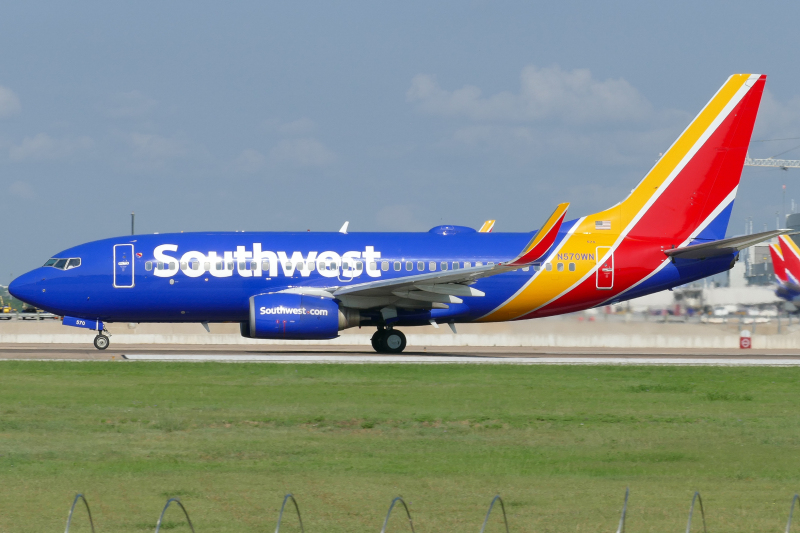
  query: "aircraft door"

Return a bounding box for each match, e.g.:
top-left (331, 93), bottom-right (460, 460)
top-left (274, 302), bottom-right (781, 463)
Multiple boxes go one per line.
top-left (596, 247), bottom-right (613, 290)
top-left (113, 244), bottom-right (135, 288)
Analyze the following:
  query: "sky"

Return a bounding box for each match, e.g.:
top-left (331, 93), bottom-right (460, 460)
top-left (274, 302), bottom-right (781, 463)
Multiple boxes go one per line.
top-left (2, 1), bottom-right (800, 281)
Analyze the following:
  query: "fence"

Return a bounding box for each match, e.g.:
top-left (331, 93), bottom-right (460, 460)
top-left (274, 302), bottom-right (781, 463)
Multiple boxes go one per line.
top-left (60, 490), bottom-right (800, 532)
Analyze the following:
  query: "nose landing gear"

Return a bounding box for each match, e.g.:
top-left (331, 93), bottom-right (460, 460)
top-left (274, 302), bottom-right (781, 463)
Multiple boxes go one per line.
top-left (371, 327), bottom-right (406, 354)
top-left (93, 333), bottom-right (110, 350)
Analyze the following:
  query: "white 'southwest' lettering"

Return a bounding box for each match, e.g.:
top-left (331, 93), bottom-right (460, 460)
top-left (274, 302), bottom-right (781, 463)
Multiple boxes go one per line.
top-left (150, 244), bottom-right (380, 279)
top-left (259, 305), bottom-right (329, 316)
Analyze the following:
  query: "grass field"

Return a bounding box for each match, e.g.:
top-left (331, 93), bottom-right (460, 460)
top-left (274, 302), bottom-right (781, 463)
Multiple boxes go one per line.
top-left (1, 361), bottom-right (799, 532)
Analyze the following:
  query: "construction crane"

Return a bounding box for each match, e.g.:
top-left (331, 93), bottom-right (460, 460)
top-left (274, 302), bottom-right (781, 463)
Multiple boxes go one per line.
top-left (745, 156), bottom-right (800, 170)
top-left (746, 137), bottom-right (800, 169)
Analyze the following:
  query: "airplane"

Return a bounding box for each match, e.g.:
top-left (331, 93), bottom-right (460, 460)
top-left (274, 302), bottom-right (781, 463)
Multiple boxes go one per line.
top-left (769, 235), bottom-right (800, 303)
top-left (9, 73), bottom-right (787, 353)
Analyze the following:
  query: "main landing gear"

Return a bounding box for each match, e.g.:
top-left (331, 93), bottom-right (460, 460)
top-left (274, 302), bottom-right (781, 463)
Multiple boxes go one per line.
top-left (93, 333), bottom-right (110, 350)
top-left (371, 327), bottom-right (406, 354)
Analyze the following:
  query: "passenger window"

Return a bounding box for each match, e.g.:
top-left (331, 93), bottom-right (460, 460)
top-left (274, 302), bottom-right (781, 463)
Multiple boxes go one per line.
top-left (228, 262), bottom-right (234, 270)
top-left (54, 259), bottom-right (68, 269)
top-left (476, 261), bottom-right (483, 267)
top-left (343, 262), bottom-right (350, 270)
top-left (557, 262), bottom-right (564, 272)
top-left (429, 261), bottom-right (436, 271)
top-left (381, 261), bottom-right (389, 271)
top-left (44, 258), bottom-right (58, 267)
top-left (66, 258), bottom-right (81, 269)
top-left (204, 262), bottom-right (210, 270)
top-left (393, 261), bottom-right (401, 271)
top-left (452, 262), bottom-right (460, 270)
top-left (145, 261), bottom-right (153, 271)
top-left (157, 262), bottom-right (164, 270)
top-left (463, 261), bottom-right (470, 268)
top-left (169, 262), bottom-right (175, 270)
top-left (370, 261), bottom-right (377, 271)
top-left (569, 262), bottom-right (576, 272)
top-left (250, 261), bottom-right (257, 271)
top-left (522, 266), bottom-right (530, 271)
top-left (217, 262), bottom-right (224, 270)
top-left (417, 261), bottom-right (424, 271)
top-left (192, 261), bottom-right (200, 270)
top-left (284, 261), bottom-right (292, 270)
top-left (356, 261), bottom-right (363, 270)
top-left (545, 263), bottom-right (552, 271)
top-left (238, 262), bottom-right (245, 270)
top-left (261, 260), bottom-right (269, 271)
top-left (405, 261), bottom-right (411, 271)
top-left (441, 261), bottom-right (448, 271)
top-left (308, 262), bottom-right (315, 271)
top-left (180, 262), bottom-right (188, 270)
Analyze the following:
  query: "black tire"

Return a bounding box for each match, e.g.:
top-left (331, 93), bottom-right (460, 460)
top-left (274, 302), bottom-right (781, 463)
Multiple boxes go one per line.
top-left (380, 329), bottom-right (406, 354)
top-left (94, 334), bottom-right (110, 350)
top-left (371, 330), bottom-right (386, 353)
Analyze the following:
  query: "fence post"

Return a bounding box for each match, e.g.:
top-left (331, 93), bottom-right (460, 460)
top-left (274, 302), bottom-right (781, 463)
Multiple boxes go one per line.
top-left (65, 494), bottom-right (96, 533)
top-left (155, 497), bottom-right (195, 533)
top-left (275, 494), bottom-right (305, 533)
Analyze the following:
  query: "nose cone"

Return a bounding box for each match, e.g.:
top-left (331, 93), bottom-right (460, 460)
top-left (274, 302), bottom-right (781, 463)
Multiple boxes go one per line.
top-left (9, 270), bottom-right (43, 307)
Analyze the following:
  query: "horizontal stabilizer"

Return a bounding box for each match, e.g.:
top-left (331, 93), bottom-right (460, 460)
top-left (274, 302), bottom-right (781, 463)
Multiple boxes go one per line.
top-left (664, 229), bottom-right (791, 260)
top-left (506, 203), bottom-right (569, 266)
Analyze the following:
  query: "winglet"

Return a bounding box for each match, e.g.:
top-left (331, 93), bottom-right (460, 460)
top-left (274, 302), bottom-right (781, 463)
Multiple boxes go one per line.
top-left (339, 221), bottom-right (349, 234)
top-left (478, 220), bottom-right (496, 233)
top-left (506, 203), bottom-right (569, 266)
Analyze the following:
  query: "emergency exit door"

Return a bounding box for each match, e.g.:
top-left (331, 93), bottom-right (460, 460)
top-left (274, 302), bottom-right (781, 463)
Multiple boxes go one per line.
top-left (113, 244), bottom-right (135, 288)
top-left (596, 247), bottom-right (613, 290)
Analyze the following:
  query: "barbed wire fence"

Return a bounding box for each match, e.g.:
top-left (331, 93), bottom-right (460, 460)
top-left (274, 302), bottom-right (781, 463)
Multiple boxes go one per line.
top-left (59, 490), bottom-right (800, 532)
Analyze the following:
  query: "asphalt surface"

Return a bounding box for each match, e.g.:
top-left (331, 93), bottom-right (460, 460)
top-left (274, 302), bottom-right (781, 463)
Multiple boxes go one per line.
top-left (1, 343), bottom-right (800, 365)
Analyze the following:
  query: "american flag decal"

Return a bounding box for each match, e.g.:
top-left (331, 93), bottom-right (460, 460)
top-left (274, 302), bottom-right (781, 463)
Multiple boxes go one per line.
top-left (595, 220), bottom-right (611, 230)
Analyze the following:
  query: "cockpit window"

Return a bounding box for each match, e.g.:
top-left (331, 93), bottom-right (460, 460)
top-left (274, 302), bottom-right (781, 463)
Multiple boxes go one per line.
top-left (44, 257), bottom-right (82, 270)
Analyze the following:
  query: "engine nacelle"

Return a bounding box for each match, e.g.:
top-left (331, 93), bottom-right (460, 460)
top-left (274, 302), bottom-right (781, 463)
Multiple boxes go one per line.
top-left (243, 293), bottom-right (358, 340)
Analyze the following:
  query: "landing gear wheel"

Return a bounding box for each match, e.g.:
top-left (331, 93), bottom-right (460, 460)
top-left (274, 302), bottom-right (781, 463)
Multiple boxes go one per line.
top-left (371, 330), bottom-right (386, 352)
top-left (380, 329), bottom-right (406, 354)
top-left (94, 334), bottom-right (110, 350)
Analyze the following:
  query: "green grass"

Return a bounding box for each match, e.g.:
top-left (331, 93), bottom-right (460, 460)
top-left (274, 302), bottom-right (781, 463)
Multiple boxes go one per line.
top-left (0, 362), bottom-right (799, 532)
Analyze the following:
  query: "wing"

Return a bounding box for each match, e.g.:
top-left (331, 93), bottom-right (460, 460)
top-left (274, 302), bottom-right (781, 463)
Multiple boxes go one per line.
top-left (278, 203), bottom-right (569, 311)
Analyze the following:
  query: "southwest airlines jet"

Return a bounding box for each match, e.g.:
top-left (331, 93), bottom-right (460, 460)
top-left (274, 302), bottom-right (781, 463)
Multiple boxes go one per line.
top-left (9, 74), bottom-right (786, 352)
top-left (770, 235), bottom-right (800, 303)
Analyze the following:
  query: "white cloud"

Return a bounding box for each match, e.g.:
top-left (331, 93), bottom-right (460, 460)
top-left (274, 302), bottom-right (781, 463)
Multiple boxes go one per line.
top-left (104, 90), bottom-right (158, 119)
top-left (0, 85), bottom-right (21, 117)
top-left (278, 118), bottom-right (317, 135)
top-left (128, 133), bottom-right (188, 159)
top-left (9, 133), bottom-right (94, 160)
top-left (8, 181), bottom-right (35, 199)
top-left (269, 138), bottom-right (336, 167)
top-left (407, 65), bottom-right (653, 124)
top-left (234, 149), bottom-right (266, 173)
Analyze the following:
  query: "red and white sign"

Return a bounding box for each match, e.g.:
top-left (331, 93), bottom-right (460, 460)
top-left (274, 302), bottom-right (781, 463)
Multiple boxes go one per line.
top-left (740, 330), bottom-right (751, 349)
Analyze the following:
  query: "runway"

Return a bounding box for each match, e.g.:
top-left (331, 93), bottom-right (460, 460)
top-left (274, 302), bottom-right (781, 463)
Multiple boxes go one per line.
top-left (1, 343), bottom-right (800, 365)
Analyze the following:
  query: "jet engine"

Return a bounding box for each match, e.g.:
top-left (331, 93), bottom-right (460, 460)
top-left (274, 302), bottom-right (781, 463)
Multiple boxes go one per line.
top-left (240, 293), bottom-right (359, 340)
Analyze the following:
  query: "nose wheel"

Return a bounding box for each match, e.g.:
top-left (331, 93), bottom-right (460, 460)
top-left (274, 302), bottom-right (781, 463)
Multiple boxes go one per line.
top-left (371, 328), bottom-right (406, 354)
top-left (93, 334), bottom-right (110, 350)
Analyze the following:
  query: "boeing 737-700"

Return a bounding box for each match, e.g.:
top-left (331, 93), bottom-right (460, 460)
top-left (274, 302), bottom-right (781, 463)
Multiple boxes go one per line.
top-left (9, 74), bottom-right (786, 352)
